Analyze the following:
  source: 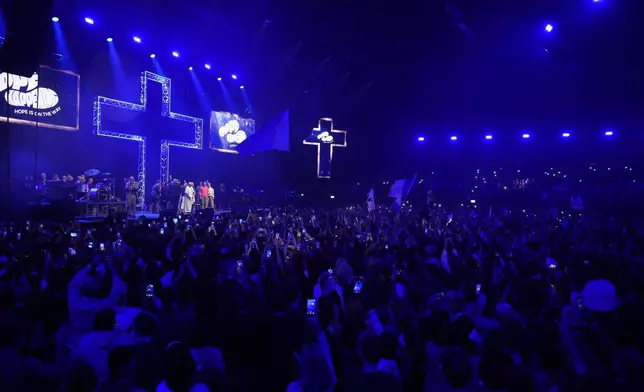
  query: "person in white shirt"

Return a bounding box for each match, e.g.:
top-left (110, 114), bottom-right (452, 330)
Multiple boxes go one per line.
top-left (180, 182), bottom-right (196, 215)
top-left (207, 181), bottom-right (215, 209)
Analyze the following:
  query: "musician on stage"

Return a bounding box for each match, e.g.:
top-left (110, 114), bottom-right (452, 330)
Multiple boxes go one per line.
top-left (207, 181), bottom-right (215, 209)
top-left (125, 176), bottom-right (139, 219)
top-left (151, 180), bottom-right (163, 213)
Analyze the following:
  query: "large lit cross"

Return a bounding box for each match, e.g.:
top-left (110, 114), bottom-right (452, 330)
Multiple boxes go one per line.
top-left (93, 71), bottom-right (203, 206)
top-left (303, 117), bottom-right (347, 178)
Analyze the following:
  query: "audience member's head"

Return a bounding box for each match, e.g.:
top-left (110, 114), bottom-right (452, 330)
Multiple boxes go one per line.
top-left (440, 348), bottom-right (473, 389)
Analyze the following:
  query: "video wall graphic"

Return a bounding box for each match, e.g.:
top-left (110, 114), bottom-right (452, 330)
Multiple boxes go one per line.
top-left (0, 66), bottom-right (80, 131)
top-left (209, 111), bottom-right (256, 153)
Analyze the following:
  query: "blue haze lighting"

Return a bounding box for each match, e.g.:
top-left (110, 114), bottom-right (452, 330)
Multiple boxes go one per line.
top-left (204, 64), bottom-right (211, 70)
top-left (106, 37), bottom-right (113, 42)
top-left (450, 136), bottom-right (458, 141)
top-left (52, 17), bottom-right (59, 22)
top-left (545, 24), bottom-right (553, 32)
top-left (217, 77), bottom-right (222, 81)
top-left (84, 17), bottom-right (94, 25)
top-left (189, 66), bottom-right (193, 71)
top-left (172, 51), bottom-right (179, 58)
top-left (562, 132), bottom-right (571, 138)
top-left (485, 134), bottom-right (493, 140)
top-left (240, 85), bottom-right (244, 89)
top-left (417, 136), bottom-right (425, 142)
top-left (231, 74), bottom-right (237, 80)
top-left (522, 133), bottom-right (531, 139)
top-left (150, 53), bottom-right (156, 58)
top-left (604, 130), bottom-right (614, 136)
top-left (133, 36), bottom-right (141, 43)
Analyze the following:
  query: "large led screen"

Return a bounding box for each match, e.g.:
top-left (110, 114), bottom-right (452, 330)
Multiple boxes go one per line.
top-left (0, 66), bottom-right (80, 131)
top-left (209, 111), bottom-right (255, 153)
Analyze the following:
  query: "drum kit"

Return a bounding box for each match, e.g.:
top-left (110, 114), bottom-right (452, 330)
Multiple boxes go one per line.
top-left (83, 168), bottom-right (116, 200)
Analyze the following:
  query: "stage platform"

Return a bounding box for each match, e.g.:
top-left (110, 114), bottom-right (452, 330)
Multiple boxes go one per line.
top-left (76, 209), bottom-right (232, 223)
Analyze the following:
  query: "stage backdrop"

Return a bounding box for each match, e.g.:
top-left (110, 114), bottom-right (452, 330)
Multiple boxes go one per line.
top-left (6, 57), bottom-right (287, 208)
top-left (209, 111), bottom-right (256, 153)
top-left (0, 66), bottom-right (80, 131)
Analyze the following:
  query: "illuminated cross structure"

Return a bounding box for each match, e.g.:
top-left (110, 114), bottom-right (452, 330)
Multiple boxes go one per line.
top-left (303, 117), bottom-right (347, 178)
top-left (93, 71), bottom-right (203, 207)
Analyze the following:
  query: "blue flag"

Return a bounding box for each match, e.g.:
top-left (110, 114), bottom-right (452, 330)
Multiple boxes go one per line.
top-left (237, 109), bottom-right (290, 155)
top-left (389, 173), bottom-right (417, 213)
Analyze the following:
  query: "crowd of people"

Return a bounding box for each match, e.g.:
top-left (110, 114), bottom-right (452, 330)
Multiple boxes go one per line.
top-left (1, 180), bottom-right (644, 392)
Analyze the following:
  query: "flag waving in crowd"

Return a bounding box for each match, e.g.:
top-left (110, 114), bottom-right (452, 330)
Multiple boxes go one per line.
top-left (366, 188), bottom-right (376, 212)
top-left (389, 173), bottom-right (417, 213)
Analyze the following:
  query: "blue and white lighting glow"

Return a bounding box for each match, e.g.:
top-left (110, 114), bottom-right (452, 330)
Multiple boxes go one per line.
top-left (604, 130), bottom-right (614, 136)
top-left (106, 37), bottom-right (113, 42)
top-left (204, 64), bottom-right (211, 70)
top-left (450, 135), bottom-right (458, 141)
top-left (545, 24), bottom-right (554, 32)
top-left (52, 17), bottom-right (60, 22)
top-left (485, 134), bottom-right (493, 140)
top-left (522, 133), bottom-right (531, 139)
top-left (84, 17), bottom-right (94, 25)
top-left (231, 74), bottom-right (237, 80)
top-left (93, 71), bottom-right (204, 206)
top-left (172, 51), bottom-right (180, 58)
top-left (150, 53), bottom-right (156, 58)
top-left (133, 36), bottom-right (141, 43)
top-left (417, 136), bottom-right (425, 142)
top-left (562, 132), bottom-right (571, 138)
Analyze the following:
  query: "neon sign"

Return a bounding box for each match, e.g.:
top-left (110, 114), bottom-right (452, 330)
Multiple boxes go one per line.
top-left (303, 117), bottom-right (347, 178)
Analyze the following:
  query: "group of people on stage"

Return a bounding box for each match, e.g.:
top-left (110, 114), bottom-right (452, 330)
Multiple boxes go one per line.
top-left (179, 180), bottom-right (215, 215)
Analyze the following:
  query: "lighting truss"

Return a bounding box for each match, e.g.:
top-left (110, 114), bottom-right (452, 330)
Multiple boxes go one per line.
top-left (93, 71), bottom-right (204, 207)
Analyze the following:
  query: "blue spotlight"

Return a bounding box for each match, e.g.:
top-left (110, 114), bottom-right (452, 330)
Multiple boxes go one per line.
top-left (562, 132), bottom-right (571, 138)
top-left (417, 136), bottom-right (425, 142)
top-left (217, 77), bottom-right (222, 81)
top-left (240, 85), bottom-right (244, 89)
top-left (133, 36), bottom-right (141, 43)
top-left (485, 134), bottom-right (493, 140)
top-left (204, 64), bottom-right (211, 70)
top-left (150, 53), bottom-right (156, 59)
top-left (172, 51), bottom-right (179, 58)
top-left (52, 17), bottom-right (59, 22)
top-left (189, 66), bottom-right (193, 71)
top-left (106, 37), bottom-right (113, 42)
top-left (522, 133), bottom-right (531, 139)
top-left (231, 74), bottom-right (237, 80)
top-left (545, 24), bottom-right (553, 32)
top-left (84, 17), bottom-right (94, 25)
top-left (604, 130), bottom-right (614, 136)
top-left (450, 136), bottom-right (458, 141)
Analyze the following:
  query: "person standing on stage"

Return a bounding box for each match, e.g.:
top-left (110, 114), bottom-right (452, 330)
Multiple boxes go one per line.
top-left (180, 181), bottom-right (196, 215)
top-left (151, 180), bottom-right (163, 213)
top-left (199, 181), bottom-right (209, 209)
top-left (125, 176), bottom-right (139, 219)
top-left (207, 181), bottom-right (215, 209)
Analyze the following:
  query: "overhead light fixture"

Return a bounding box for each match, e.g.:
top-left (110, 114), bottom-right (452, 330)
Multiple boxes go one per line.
top-left (52, 17), bottom-right (60, 22)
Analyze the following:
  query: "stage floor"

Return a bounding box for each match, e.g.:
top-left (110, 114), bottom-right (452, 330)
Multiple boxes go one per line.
top-left (76, 209), bottom-right (231, 223)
